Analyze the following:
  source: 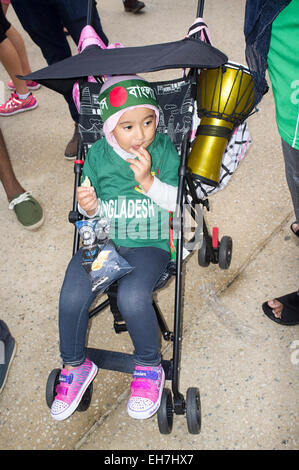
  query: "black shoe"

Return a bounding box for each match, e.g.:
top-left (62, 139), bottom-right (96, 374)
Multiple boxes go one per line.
top-left (124, 1), bottom-right (145, 13)
top-left (64, 123), bottom-right (79, 160)
top-left (0, 321), bottom-right (16, 394)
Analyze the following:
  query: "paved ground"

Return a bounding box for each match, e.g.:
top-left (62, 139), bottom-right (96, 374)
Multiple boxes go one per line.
top-left (0, 0), bottom-right (298, 451)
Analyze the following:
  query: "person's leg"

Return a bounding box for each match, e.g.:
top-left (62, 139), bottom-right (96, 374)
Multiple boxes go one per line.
top-left (11, 0), bottom-right (72, 65)
top-left (50, 248), bottom-right (98, 421)
top-left (281, 138), bottom-right (299, 232)
top-left (0, 10), bottom-right (38, 115)
top-left (11, 0), bottom-right (108, 94)
top-left (117, 246), bottom-right (169, 366)
top-left (0, 129), bottom-right (44, 230)
top-left (264, 140), bottom-right (299, 316)
top-left (58, 0), bottom-right (108, 47)
top-left (0, 128), bottom-right (25, 200)
top-left (5, 24), bottom-right (33, 77)
top-left (3, 24), bottom-right (41, 91)
top-left (55, 0), bottom-right (109, 150)
top-left (0, 6), bottom-right (29, 95)
top-left (59, 248), bottom-right (97, 366)
top-left (0, 35), bottom-right (28, 95)
top-left (116, 246), bottom-right (168, 419)
top-left (11, 0), bottom-right (78, 127)
top-left (11, 0), bottom-right (108, 157)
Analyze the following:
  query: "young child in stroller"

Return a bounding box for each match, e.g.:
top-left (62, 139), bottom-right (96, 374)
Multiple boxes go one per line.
top-left (50, 75), bottom-right (180, 421)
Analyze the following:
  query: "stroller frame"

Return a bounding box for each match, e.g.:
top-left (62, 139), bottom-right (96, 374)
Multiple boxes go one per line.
top-left (46, 0), bottom-right (233, 435)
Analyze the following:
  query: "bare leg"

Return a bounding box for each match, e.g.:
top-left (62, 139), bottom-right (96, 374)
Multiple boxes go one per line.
top-left (0, 36), bottom-right (29, 95)
top-left (0, 129), bottom-right (25, 201)
top-left (5, 25), bottom-right (32, 76)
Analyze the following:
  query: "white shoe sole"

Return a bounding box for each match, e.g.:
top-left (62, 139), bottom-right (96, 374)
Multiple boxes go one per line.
top-left (127, 368), bottom-right (165, 420)
top-left (50, 362), bottom-right (98, 421)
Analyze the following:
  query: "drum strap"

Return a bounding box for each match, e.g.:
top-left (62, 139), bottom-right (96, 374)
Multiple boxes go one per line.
top-left (196, 124), bottom-right (232, 139)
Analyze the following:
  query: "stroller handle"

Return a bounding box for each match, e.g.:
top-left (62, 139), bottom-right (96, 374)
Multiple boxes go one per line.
top-left (197, 0), bottom-right (205, 17)
top-left (87, 0), bottom-right (93, 26)
top-left (86, 0), bottom-right (205, 27)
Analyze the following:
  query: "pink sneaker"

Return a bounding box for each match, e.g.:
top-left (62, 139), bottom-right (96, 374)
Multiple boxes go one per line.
top-left (127, 364), bottom-right (165, 419)
top-left (50, 358), bottom-right (98, 421)
top-left (8, 79), bottom-right (41, 91)
top-left (0, 92), bottom-right (38, 116)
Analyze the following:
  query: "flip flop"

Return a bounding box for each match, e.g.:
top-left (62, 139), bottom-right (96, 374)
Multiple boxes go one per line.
top-left (262, 291), bottom-right (299, 326)
top-left (290, 221), bottom-right (299, 238)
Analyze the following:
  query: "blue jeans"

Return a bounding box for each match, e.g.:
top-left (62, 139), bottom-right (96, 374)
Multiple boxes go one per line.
top-left (59, 246), bottom-right (169, 367)
top-left (11, 0), bottom-right (108, 122)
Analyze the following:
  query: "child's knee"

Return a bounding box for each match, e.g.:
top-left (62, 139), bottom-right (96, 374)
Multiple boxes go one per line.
top-left (117, 288), bottom-right (152, 320)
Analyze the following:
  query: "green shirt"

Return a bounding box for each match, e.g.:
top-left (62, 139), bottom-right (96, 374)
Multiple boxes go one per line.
top-left (267, 0), bottom-right (299, 149)
top-left (82, 132), bottom-right (180, 252)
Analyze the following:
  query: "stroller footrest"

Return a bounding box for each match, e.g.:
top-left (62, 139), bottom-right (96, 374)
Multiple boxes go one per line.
top-left (86, 347), bottom-right (172, 380)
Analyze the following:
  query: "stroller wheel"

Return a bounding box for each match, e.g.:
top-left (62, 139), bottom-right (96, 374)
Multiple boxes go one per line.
top-left (45, 368), bottom-right (60, 409)
top-left (218, 236), bottom-right (233, 269)
top-left (157, 388), bottom-right (174, 434)
top-left (77, 382), bottom-right (93, 412)
top-left (186, 387), bottom-right (201, 434)
top-left (198, 236), bottom-right (210, 267)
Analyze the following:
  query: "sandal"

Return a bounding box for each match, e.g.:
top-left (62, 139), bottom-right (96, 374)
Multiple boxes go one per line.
top-left (262, 291), bottom-right (299, 325)
top-left (290, 221), bottom-right (299, 238)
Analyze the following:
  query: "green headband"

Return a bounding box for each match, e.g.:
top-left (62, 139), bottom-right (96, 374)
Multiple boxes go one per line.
top-left (98, 79), bottom-right (158, 122)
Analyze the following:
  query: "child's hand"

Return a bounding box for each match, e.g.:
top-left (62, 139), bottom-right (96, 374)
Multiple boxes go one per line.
top-left (77, 186), bottom-right (98, 216)
top-left (127, 146), bottom-right (154, 192)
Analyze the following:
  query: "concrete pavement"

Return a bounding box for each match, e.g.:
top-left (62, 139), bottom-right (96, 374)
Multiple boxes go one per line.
top-left (0, 0), bottom-right (298, 450)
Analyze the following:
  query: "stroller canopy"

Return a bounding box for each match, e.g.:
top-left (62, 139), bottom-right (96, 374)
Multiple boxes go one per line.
top-left (23, 38), bottom-right (228, 96)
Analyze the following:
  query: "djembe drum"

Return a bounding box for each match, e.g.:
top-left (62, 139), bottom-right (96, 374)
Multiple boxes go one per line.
top-left (188, 61), bottom-right (255, 187)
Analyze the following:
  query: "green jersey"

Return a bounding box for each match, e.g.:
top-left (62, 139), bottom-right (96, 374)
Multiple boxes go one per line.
top-left (82, 132), bottom-right (180, 252)
top-left (267, 0), bottom-right (299, 149)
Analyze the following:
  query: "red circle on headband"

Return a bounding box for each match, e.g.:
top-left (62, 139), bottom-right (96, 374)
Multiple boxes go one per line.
top-left (109, 86), bottom-right (128, 107)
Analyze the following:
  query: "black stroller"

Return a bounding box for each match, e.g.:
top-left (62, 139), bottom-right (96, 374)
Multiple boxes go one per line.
top-left (25, 0), bottom-right (254, 434)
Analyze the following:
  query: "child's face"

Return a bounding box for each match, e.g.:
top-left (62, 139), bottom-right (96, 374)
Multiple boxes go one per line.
top-left (112, 107), bottom-right (156, 153)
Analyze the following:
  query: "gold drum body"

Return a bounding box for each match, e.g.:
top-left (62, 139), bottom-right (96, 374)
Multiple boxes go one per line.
top-left (188, 62), bottom-right (255, 186)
